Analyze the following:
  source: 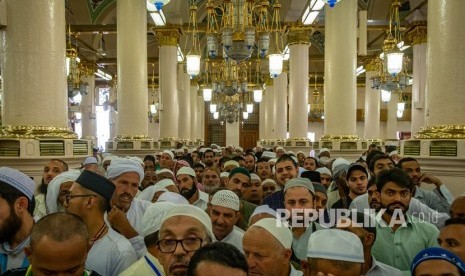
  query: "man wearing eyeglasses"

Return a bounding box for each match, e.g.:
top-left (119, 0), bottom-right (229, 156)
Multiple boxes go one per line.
top-left (157, 205), bottom-right (214, 276)
top-left (65, 170), bottom-right (137, 276)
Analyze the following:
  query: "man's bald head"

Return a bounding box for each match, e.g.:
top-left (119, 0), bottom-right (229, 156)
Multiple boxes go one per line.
top-left (451, 196), bottom-right (465, 219)
top-left (30, 212), bottom-right (88, 250)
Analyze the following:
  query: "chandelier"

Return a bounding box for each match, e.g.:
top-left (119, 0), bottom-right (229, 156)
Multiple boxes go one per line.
top-left (210, 92), bottom-right (254, 124)
top-left (308, 75), bottom-right (324, 119)
top-left (148, 63), bottom-right (159, 123)
top-left (370, 0), bottom-right (412, 93)
top-left (66, 31), bottom-right (94, 98)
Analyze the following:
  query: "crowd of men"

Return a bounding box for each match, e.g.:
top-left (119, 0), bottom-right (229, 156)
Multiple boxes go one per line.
top-left (0, 143), bottom-right (464, 276)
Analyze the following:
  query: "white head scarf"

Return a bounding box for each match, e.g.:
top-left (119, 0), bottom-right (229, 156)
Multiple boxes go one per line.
top-left (45, 170), bottom-right (81, 213)
top-left (137, 185), bottom-right (169, 202)
top-left (107, 158), bottom-right (144, 184)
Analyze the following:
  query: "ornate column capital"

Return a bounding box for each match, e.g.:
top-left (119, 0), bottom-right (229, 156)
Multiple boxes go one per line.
top-left (364, 57), bottom-right (380, 72)
top-left (404, 21), bottom-right (427, 45)
top-left (154, 25), bottom-right (182, 46)
top-left (285, 23), bottom-right (312, 45)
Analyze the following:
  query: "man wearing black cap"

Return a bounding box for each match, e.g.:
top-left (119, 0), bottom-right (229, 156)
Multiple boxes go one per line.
top-left (65, 170), bottom-right (137, 276)
top-left (332, 163), bottom-right (369, 210)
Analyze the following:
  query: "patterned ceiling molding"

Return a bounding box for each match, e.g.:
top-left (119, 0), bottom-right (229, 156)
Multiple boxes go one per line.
top-left (85, 0), bottom-right (116, 23)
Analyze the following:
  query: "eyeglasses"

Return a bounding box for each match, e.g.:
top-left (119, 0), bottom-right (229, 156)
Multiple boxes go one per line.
top-left (65, 193), bottom-right (96, 204)
top-left (157, 238), bottom-right (203, 253)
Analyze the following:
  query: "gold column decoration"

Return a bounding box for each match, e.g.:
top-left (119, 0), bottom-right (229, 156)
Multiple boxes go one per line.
top-left (364, 57), bottom-right (379, 72)
top-left (154, 26), bottom-right (182, 46)
top-left (414, 125), bottom-right (465, 139)
top-left (285, 23), bottom-right (312, 45)
top-left (404, 21), bottom-right (427, 45)
top-left (320, 134), bottom-right (361, 141)
top-left (0, 125), bottom-right (78, 139)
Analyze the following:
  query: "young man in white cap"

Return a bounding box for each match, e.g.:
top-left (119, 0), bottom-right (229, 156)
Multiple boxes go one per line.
top-left (209, 190), bottom-right (244, 252)
top-left (106, 158), bottom-right (151, 258)
top-left (283, 178), bottom-right (324, 262)
top-left (248, 205), bottom-right (277, 227)
top-left (81, 157), bottom-right (99, 173)
top-left (243, 218), bottom-right (303, 276)
top-left (176, 167), bottom-right (209, 211)
top-left (160, 150), bottom-right (175, 170)
top-left (65, 170), bottom-right (137, 276)
top-left (157, 205), bottom-right (214, 276)
top-left (0, 167), bottom-right (36, 274)
top-left (302, 229), bottom-right (364, 276)
top-left (275, 146), bottom-right (286, 158)
top-left (315, 167), bottom-right (332, 188)
top-left (241, 173), bottom-right (263, 205)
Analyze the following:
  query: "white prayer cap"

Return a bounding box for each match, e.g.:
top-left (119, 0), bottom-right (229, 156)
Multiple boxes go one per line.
top-left (220, 172), bottom-right (229, 178)
top-left (287, 151), bottom-right (295, 156)
top-left (307, 229), bottom-right (364, 263)
top-left (261, 151), bottom-right (276, 159)
top-left (389, 150), bottom-right (399, 157)
top-left (46, 170), bottom-right (81, 213)
top-left (250, 218), bottom-right (292, 249)
top-left (331, 157), bottom-right (350, 176)
top-left (315, 167), bottom-right (332, 177)
top-left (213, 149), bottom-right (222, 154)
top-left (223, 160), bottom-right (240, 169)
top-left (0, 167), bottom-right (35, 200)
top-left (107, 157), bottom-right (144, 184)
top-left (82, 157), bottom-right (98, 166)
top-left (250, 173), bottom-right (261, 182)
top-left (268, 158), bottom-right (277, 164)
top-left (319, 148), bottom-right (330, 154)
top-left (137, 185), bottom-right (168, 202)
top-left (211, 190), bottom-right (240, 211)
top-left (297, 151), bottom-right (305, 156)
top-left (283, 178), bottom-right (315, 195)
top-left (276, 146), bottom-right (285, 152)
top-left (175, 149), bottom-right (184, 153)
top-left (157, 179), bottom-right (176, 189)
top-left (142, 202), bottom-right (176, 237)
top-left (161, 205), bottom-right (214, 240)
top-left (199, 148), bottom-right (207, 153)
top-left (176, 167), bottom-right (196, 178)
top-left (127, 156), bottom-right (144, 166)
top-left (236, 147), bottom-right (244, 152)
top-left (162, 150), bottom-right (174, 160)
top-left (290, 156), bottom-right (298, 164)
top-left (250, 205), bottom-right (277, 219)
top-left (156, 168), bottom-right (174, 177)
top-left (261, 179), bottom-right (278, 187)
top-left (157, 191), bottom-right (189, 204)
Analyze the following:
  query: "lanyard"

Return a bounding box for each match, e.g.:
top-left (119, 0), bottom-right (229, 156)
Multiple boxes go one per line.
top-left (144, 256), bottom-right (162, 276)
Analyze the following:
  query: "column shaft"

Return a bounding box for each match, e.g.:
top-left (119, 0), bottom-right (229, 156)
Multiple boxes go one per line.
top-left (288, 44), bottom-right (309, 139)
top-left (178, 65), bottom-right (191, 140)
top-left (273, 73), bottom-right (288, 139)
top-left (411, 42), bottom-right (426, 134)
top-left (81, 75), bottom-right (97, 139)
top-left (263, 84), bottom-right (274, 139)
top-left (424, 0), bottom-right (465, 126)
top-left (386, 97), bottom-right (398, 140)
top-left (364, 71), bottom-right (380, 139)
top-left (2, 0), bottom-right (68, 127)
top-left (190, 86), bottom-right (198, 141)
top-left (197, 96), bottom-right (205, 141)
top-left (116, 0), bottom-right (148, 136)
top-left (323, 0), bottom-right (357, 136)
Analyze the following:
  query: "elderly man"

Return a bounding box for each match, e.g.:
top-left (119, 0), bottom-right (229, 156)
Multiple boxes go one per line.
top-left (176, 167), bottom-right (209, 210)
top-left (336, 213), bottom-right (402, 276)
top-left (241, 173), bottom-right (263, 205)
top-left (398, 157), bottom-right (453, 213)
top-left (262, 179), bottom-right (279, 199)
top-left (3, 213), bottom-right (100, 276)
top-left (438, 218), bottom-right (465, 262)
top-left (0, 167), bottom-right (36, 273)
top-left (209, 190), bottom-right (244, 251)
top-left (411, 247), bottom-right (465, 276)
top-left (225, 167), bottom-right (257, 230)
top-left (107, 158), bottom-right (152, 258)
top-left (201, 167), bottom-right (221, 194)
top-left (302, 229), bottom-right (364, 276)
top-left (282, 178), bottom-right (324, 262)
top-left (65, 170), bottom-right (137, 275)
top-left (160, 150), bottom-right (175, 170)
top-left (243, 218), bottom-right (302, 276)
top-left (450, 196), bottom-right (465, 219)
top-left (157, 205), bottom-right (214, 276)
top-left (264, 154), bottom-right (299, 210)
top-left (372, 168), bottom-right (439, 273)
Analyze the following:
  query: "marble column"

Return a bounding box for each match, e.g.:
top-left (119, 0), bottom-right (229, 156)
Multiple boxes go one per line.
top-left (405, 21), bottom-right (427, 135)
top-left (109, 107), bottom-right (118, 139)
top-left (178, 64), bottom-right (191, 141)
top-left (273, 73), bottom-right (288, 140)
top-left (116, 0), bottom-right (148, 137)
top-left (363, 68), bottom-right (380, 140)
top-left (190, 85), bottom-right (199, 142)
top-left (259, 90), bottom-right (266, 140)
top-left (288, 27), bottom-right (310, 140)
top-left (323, 0), bottom-right (358, 139)
top-left (386, 97), bottom-right (398, 140)
top-left (2, 0), bottom-right (69, 130)
top-left (263, 82), bottom-right (274, 140)
top-left (81, 75), bottom-right (97, 140)
top-left (197, 95), bottom-right (205, 141)
top-left (417, 0), bottom-right (465, 138)
top-left (155, 28), bottom-right (182, 141)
